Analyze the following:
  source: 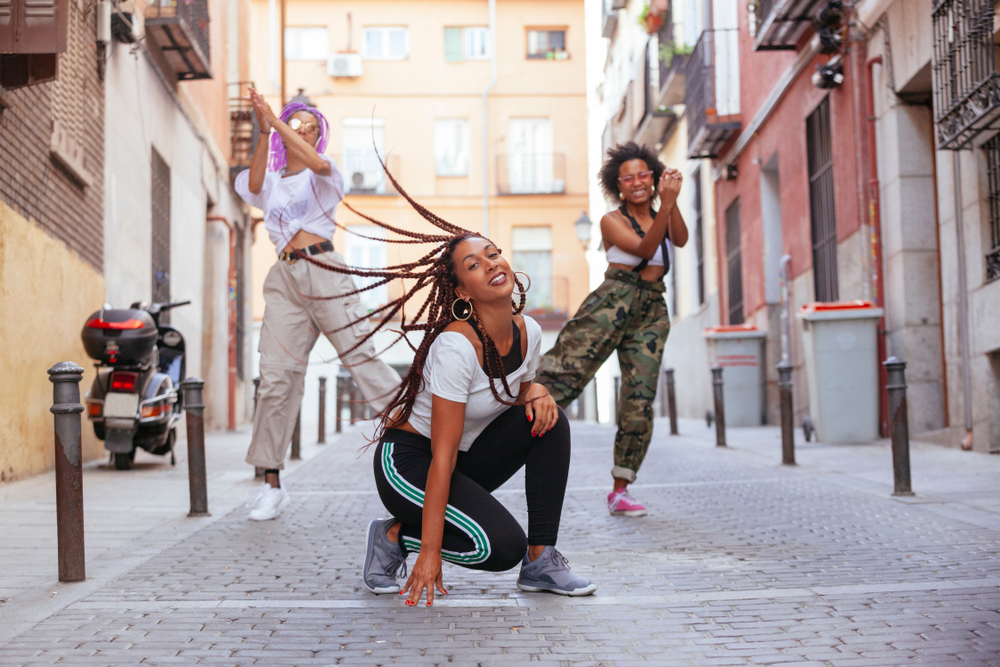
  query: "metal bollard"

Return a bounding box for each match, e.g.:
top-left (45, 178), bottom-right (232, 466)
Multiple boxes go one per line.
top-left (884, 357), bottom-right (914, 496)
top-left (711, 366), bottom-right (726, 447)
top-left (290, 410), bottom-right (301, 460)
top-left (350, 381), bottom-right (361, 423)
top-left (665, 368), bottom-right (678, 436)
top-left (318, 377), bottom-right (327, 444)
top-left (335, 371), bottom-right (346, 434)
top-left (48, 362), bottom-right (86, 582)
top-left (777, 361), bottom-right (795, 465)
top-left (180, 378), bottom-right (210, 516)
top-left (252, 376), bottom-right (261, 416)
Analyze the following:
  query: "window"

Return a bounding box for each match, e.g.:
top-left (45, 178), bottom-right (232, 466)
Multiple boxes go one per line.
top-left (341, 118), bottom-right (387, 194)
top-left (527, 29), bottom-right (568, 60)
top-left (725, 199), bottom-right (744, 325)
top-left (285, 27), bottom-right (328, 60)
top-left (444, 27), bottom-right (490, 62)
top-left (363, 27), bottom-right (409, 60)
top-left (434, 120), bottom-right (470, 177)
top-left (512, 227), bottom-right (553, 313)
top-left (345, 226), bottom-right (388, 312)
top-left (983, 135), bottom-right (1000, 283)
top-left (507, 118), bottom-right (554, 194)
top-left (806, 97), bottom-right (839, 302)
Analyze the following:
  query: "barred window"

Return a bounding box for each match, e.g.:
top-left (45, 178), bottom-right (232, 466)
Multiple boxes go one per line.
top-left (725, 198), bottom-right (744, 325)
top-left (983, 135), bottom-right (1000, 283)
top-left (807, 97), bottom-right (839, 302)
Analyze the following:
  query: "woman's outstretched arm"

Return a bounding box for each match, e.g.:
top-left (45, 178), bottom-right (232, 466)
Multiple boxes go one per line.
top-left (400, 395), bottom-right (465, 607)
top-left (250, 89), bottom-right (331, 177)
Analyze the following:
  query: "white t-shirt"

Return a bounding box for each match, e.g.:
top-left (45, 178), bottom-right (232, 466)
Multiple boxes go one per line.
top-left (407, 316), bottom-right (542, 451)
top-left (234, 154), bottom-right (345, 254)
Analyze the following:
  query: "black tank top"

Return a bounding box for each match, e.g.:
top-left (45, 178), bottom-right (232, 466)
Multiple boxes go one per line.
top-left (468, 319), bottom-right (523, 376)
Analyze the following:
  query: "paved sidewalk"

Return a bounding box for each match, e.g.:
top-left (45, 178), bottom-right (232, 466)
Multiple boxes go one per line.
top-left (0, 417), bottom-right (998, 666)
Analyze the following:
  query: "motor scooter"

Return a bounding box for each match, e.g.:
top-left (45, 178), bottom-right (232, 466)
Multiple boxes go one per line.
top-left (81, 301), bottom-right (189, 470)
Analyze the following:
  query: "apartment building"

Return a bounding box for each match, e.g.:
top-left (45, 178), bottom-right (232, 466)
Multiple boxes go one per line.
top-left (246, 0), bottom-right (591, 424)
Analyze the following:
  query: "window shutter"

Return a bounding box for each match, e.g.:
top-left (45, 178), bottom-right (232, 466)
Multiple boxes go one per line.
top-left (1, 0), bottom-right (68, 53)
top-left (444, 27), bottom-right (463, 62)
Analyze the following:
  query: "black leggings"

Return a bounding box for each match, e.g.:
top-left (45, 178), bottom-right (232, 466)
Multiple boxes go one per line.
top-left (373, 406), bottom-right (571, 572)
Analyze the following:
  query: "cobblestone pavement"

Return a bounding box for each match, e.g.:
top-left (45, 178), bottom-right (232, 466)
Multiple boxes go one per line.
top-left (1, 419), bottom-right (998, 666)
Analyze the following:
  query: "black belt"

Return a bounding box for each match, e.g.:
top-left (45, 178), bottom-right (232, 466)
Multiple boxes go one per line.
top-left (279, 240), bottom-right (333, 263)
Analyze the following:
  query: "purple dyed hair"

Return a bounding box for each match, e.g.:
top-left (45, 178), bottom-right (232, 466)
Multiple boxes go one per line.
top-left (267, 102), bottom-right (330, 172)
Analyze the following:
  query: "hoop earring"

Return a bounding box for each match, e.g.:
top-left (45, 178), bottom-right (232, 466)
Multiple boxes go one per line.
top-left (618, 191), bottom-right (625, 201)
top-left (512, 271), bottom-right (531, 296)
top-left (451, 297), bottom-right (473, 321)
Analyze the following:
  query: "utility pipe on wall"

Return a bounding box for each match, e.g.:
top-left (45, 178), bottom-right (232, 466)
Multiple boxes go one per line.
top-left (481, 0), bottom-right (497, 236)
top-left (207, 215), bottom-right (238, 432)
top-left (951, 152), bottom-right (974, 449)
top-left (865, 55), bottom-right (890, 438)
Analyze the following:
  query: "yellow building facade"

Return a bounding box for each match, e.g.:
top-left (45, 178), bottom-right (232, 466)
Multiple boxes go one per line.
top-left (249, 0), bottom-right (590, 341)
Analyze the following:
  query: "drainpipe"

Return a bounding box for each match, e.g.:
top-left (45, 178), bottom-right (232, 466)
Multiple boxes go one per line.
top-left (481, 0), bottom-right (497, 236)
top-left (207, 215), bottom-right (238, 432)
top-left (951, 153), bottom-right (975, 450)
top-left (865, 55), bottom-right (889, 438)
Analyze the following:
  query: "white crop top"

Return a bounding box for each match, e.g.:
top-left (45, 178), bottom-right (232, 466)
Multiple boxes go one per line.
top-left (407, 316), bottom-right (542, 451)
top-left (605, 242), bottom-right (667, 267)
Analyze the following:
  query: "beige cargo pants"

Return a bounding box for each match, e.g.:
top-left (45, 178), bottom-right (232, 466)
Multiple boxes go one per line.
top-left (247, 248), bottom-right (401, 470)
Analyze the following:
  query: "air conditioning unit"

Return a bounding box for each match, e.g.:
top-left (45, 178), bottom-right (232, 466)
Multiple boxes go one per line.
top-left (328, 53), bottom-right (363, 78)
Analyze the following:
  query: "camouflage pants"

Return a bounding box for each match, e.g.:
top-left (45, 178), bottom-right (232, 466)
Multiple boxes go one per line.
top-left (536, 268), bottom-right (670, 483)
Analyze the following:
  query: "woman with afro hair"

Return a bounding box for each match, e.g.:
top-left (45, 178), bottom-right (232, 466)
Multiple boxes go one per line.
top-left (535, 141), bottom-right (687, 517)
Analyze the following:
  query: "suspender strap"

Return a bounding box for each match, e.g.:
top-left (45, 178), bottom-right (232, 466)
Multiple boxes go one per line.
top-left (618, 205), bottom-right (670, 276)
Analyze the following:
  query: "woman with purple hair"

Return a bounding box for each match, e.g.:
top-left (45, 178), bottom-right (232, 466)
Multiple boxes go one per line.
top-left (235, 89), bottom-right (400, 521)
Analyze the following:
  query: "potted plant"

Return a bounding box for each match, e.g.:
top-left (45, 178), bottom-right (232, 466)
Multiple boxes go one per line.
top-left (637, 3), bottom-right (664, 35)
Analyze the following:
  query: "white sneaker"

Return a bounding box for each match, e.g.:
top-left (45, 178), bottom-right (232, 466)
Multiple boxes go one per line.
top-left (248, 485), bottom-right (290, 521)
top-left (246, 482), bottom-right (271, 510)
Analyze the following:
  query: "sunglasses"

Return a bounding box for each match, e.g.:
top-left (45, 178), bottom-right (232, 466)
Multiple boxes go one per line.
top-left (288, 118), bottom-right (318, 133)
top-left (618, 171), bottom-right (654, 185)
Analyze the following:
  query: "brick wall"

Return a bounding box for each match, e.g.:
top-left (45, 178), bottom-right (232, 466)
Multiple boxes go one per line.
top-left (0, 0), bottom-right (104, 271)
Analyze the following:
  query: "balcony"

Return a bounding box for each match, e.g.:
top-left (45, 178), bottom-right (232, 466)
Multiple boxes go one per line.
top-left (143, 0), bottom-right (212, 80)
top-left (333, 152), bottom-right (400, 196)
top-left (522, 276), bottom-right (570, 326)
top-left (931, 0), bottom-right (1000, 150)
top-left (685, 29), bottom-right (741, 159)
top-left (228, 82), bottom-right (254, 181)
top-left (656, 18), bottom-right (688, 108)
top-left (635, 39), bottom-right (679, 149)
top-left (497, 154), bottom-right (567, 195)
top-left (752, 0), bottom-right (826, 51)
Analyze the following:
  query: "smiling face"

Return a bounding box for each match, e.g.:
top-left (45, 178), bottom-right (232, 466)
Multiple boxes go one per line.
top-left (451, 236), bottom-right (514, 304)
top-left (618, 159), bottom-right (655, 204)
top-left (289, 111), bottom-right (321, 147)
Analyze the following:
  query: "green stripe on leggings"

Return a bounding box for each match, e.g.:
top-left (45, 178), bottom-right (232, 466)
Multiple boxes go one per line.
top-left (381, 442), bottom-right (491, 565)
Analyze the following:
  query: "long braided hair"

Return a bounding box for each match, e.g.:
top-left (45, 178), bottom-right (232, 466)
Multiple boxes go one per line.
top-left (280, 160), bottom-right (530, 442)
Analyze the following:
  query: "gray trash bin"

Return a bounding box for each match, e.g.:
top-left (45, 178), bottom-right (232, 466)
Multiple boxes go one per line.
top-left (704, 324), bottom-right (767, 426)
top-left (798, 301), bottom-right (883, 443)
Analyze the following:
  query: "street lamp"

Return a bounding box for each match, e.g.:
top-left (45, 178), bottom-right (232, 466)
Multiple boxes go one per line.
top-left (574, 211), bottom-right (592, 250)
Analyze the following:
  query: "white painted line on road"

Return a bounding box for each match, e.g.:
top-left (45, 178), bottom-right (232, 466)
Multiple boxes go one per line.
top-left (294, 477), bottom-right (793, 497)
top-left (67, 577), bottom-right (1000, 612)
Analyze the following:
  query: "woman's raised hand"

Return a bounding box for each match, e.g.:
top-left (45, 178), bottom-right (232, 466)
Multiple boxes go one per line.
top-left (247, 88), bottom-right (274, 133)
top-left (400, 550), bottom-right (447, 607)
top-left (658, 167), bottom-right (683, 208)
top-left (524, 383), bottom-right (559, 437)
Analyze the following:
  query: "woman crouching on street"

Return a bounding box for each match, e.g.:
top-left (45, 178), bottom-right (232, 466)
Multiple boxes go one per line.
top-left (355, 232), bottom-right (597, 605)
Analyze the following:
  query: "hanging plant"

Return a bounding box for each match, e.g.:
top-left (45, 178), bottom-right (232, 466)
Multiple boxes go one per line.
top-left (637, 3), bottom-right (665, 35)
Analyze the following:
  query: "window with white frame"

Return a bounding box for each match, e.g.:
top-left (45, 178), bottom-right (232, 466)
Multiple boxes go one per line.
top-left (444, 27), bottom-right (490, 62)
top-left (285, 27), bottom-right (329, 60)
top-left (507, 118), bottom-right (554, 194)
top-left (434, 120), bottom-right (470, 177)
top-left (511, 227), bottom-right (553, 313)
top-left (344, 226), bottom-right (388, 313)
top-left (341, 118), bottom-right (387, 194)
top-left (363, 27), bottom-right (409, 60)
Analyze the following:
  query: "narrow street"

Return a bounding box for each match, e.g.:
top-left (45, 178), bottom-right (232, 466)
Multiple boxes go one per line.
top-left (1, 419), bottom-right (998, 665)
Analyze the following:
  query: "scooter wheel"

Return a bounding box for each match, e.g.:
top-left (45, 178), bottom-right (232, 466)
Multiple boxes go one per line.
top-left (114, 450), bottom-right (136, 470)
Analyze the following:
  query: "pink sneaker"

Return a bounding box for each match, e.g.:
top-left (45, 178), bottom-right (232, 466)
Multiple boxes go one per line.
top-left (607, 489), bottom-right (647, 517)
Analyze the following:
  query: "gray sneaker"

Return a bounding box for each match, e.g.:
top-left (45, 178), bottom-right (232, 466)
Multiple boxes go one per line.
top-left (516, 546), bottom-right (597, 596)
top-left (363, 518), bottom-right (407, 594)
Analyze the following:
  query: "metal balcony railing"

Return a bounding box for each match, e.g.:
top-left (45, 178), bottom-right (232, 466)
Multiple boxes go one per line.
top-left (521, 276), bottom-right (570, 321)
top-left (656, 17), bottom-right (688, 108)
top-left (685, 29), bottom-right (741, 159)
top-left (931, 0), bottom-right (1000, 150)
top-left (143, 0), bottom-right (212, 80)
top-left (751, 0), bottom-right (826, 51)
top-left (228, 82), bottom-right (255, 179)
top-left (601, 0), bottom-right (618, 39)
top-left (497, 154), bottom-right (567, 195)
top-left (331, 152), bottom-right (399, 196)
